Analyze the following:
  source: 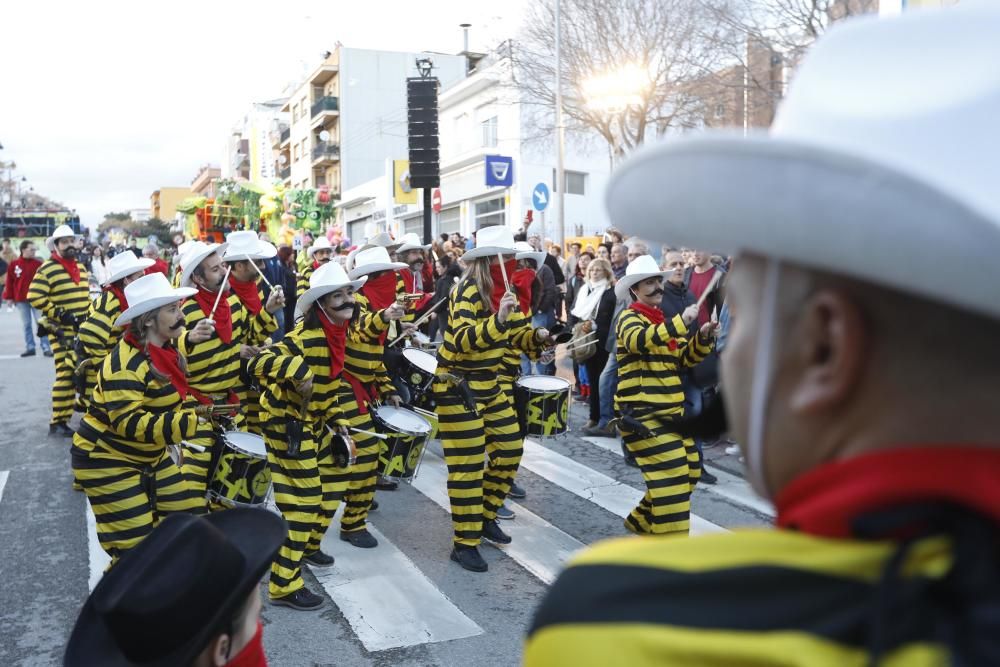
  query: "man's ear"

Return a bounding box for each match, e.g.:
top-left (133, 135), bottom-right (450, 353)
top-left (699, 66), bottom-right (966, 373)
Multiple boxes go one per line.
top-left (787, 290), bottom-right (868, 415)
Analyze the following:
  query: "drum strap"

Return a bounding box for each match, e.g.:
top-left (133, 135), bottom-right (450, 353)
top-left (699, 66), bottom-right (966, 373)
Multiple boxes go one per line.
top-left (344, 372), bottom-right (376, 415)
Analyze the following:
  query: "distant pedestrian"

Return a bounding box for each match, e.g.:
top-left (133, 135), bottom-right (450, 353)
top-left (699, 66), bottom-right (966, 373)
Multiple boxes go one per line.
top-left (2, 240), bottom-right (52, 357)
top-left (143, 244), bottom-right (170, 276)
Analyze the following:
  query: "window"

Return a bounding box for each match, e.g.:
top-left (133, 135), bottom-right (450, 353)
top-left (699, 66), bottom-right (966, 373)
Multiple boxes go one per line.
top-left (551, 169), bottom-right (587, 195)
top-left (404, 216), bottom-right (423, 235)
top-left (292, 104), bottom-right (299, 122)
top-left (293, 145), bottom-right (300, 161)
top-left (480, 116), bottom-right (497, 148)
top-left (474, 197), bottom-right (505, 230)
top-left (438, 206), bottom-right (460, 235)
top-left (715, 103), bottom-right (726, 119)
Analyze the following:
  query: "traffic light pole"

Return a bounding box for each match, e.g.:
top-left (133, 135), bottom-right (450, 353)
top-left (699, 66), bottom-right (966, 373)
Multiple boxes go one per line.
top-left (423, 187), bottom-right (432, 245)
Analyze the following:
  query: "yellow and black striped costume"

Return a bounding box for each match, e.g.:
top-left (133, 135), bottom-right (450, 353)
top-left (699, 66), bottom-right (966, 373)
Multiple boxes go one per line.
top-left (28, 258), bottom-right (90, 425)
top-left (525, 525), bottom-right (962, 666)
top-left (614, 309), bottom-right (713, 535)
top-left (76, 289), bottom-right (126, 410)
top-left (433, 279), bottom-right (537, 546)
top-left (247, 322), bottom-right (349, 600)
top-left (296, 262), bottom-right (317, 300)
top-left (72, 338), bottom-right (206, 563)
top-left (232, 281), bottom-right (278, 435)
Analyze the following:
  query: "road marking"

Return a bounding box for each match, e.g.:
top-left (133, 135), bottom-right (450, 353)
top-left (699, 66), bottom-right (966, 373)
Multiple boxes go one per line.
top-left (86, 501), bottom-right (111, 592)
top-left (0, 470), bottom-right (8, 503)
top-left (582, 436), bottom-right (774, 518)
top-left (413, 451), bottom-right (586, 584)
top-left (0, 355), bottom-right (23, 360)
top-left (316, 522), bottom-right (483, 652)
top-left (522, 439), bottom-right (725, 535)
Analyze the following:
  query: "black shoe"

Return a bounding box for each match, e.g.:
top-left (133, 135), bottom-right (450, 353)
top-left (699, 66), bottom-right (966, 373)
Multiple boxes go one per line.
top-left (584, 425), bottom-right (617, 437)
top-left (43, 350), bottom-right (54, 358)
top-left (340, 529), bottom-right (378, 549)
top-left (508, 482), bottom-right (526, 499)
top-left (481, 519), bottom-right (512, 545)
top-left (375, 477), bottom-right (399, 491)
top-left (271, 587), bottom-right (326, 611)
top-left (49, 423), bottom-right (74, 437)
top-left (496, 504), bottom-right (515, 520)
top-left (369, 499), bottom-right (379, 511)
top-left (304, 550), bottom-right (336, 567)
top-left (450, 545), bottom-right (488, 572)
top-left (20, 349), bottom-right (36, 357)
top-left (622, 443), bottom-right (639, 468)
top-left (699, 468), bottom-right (718, 485)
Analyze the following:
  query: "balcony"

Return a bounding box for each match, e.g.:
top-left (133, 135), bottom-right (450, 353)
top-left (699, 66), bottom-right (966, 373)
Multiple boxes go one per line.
top-left (279, 127), bottom-right (291, 146)
top-left (279, 166), bottom-right (291, 181)
top-left (311, 142), bottom-right (340, 165)
top-left (311, 96), bottom-right (339, 125)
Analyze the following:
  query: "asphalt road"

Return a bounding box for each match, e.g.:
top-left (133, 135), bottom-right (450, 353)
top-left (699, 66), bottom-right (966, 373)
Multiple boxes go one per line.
top-left (0, 306), bottom-right (771, 667)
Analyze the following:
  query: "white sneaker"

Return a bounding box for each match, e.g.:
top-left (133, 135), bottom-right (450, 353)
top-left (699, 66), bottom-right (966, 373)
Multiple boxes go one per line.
top-left (725, 444), bottom-right (741, 456)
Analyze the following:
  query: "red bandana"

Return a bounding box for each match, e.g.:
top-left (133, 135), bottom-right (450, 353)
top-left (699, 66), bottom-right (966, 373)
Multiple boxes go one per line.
top-left (488, 259), bottom-right (518, 312)
top-left (511, 268), bottom-right (535, 314)
top-left (106, 284), bottom-right (128, 313)
top-left (316, 310), bottom-right (347, 377)
top-left (52, 253), bottom-right (81, 284)
top-left (125, 332), bottom-right (192, 400)
top-left (630, 301), bottom-right (665, 326)
top-left (224, 621), bottom-right (267, 667)
top-left (192, 287), bottom-right (233, 344)
top-left (776, 446), bottom-right (1000, 539)
top-left (360, 271), bottom-right (398, 345)
top-left (312, 260), bottom-right (321, 270)
top-left (228, 277), bottom-right (262, 316)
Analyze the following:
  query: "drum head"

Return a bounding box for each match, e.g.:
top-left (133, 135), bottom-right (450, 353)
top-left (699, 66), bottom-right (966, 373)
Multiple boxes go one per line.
top-left (223, 431), bottom-right (268, 458)
top-left (375, 405), bottom-right (432, 436)
top-left (403, 348), bottom-right (438, 374)
top-left (517, 375), bottom-right (571, 392)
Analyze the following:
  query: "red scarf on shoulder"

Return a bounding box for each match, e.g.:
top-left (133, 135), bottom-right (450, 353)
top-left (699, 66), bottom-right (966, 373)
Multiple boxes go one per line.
top-left (125, 332), bottom-right (192, 400)
top-left (317, 310), bottom-right (347, 377)
top-left (511, 268), bottom-right (535, 315)
top-left (106, 285), bottom-right (128, 313)
top-left (192, 287), bottom-right (233, 344)
top-left (228, 277), bottom-right (262, 316)
top-left (488, 259), bottom-right (519, 312)
top-left (630, 301), bottom-right (665, 325)
top-left (52, 253), bottom-right (81, 284)
top-left (360, 271), bottom-right (398, 344)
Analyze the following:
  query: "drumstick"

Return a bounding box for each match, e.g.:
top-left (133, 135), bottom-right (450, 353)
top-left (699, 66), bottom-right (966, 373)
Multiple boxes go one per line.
top-left (349, 427), bottom-right (388, 440)
top-left (497, 252), bottom-right (512, 293)
top-left (209, 265), bottom-right (232, 319)
top-left (182, 442), bottom-right (206, 453)
top-left (387, 296), bottom-right (449, 347)
top-left (250, 259), bottom-right (274, 290)
top-left (563, 331), bottom-right (597, 350)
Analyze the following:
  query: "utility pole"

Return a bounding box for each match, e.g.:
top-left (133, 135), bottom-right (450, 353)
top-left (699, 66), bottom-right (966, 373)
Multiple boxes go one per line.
top-left (555, 0), bottom-right (566, 249)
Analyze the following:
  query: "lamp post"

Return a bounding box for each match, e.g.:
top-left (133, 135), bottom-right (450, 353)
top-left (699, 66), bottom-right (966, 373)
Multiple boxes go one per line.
top-left (554, 0), bottom-right (565, 251)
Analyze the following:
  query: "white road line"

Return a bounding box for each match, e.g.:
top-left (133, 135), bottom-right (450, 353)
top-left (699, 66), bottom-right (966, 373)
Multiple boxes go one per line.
top-left (413, 452), bottom-right (586, 584)
top-left (0, 470), bottom-right (8, 503)
top-left (0, 355), bottom-right (22, 360)
top-left (316, 522), bottom-right (483, 652)
top-left (582, 436), bottom-right (775, 518)
top-left (86, 501), bottom-right (111, 592)
top-left (522, 438), bottom-right (725, 535)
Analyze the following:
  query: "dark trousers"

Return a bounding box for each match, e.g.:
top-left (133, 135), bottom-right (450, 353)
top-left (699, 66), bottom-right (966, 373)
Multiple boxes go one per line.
top-left (584, 349), bottom-right (609, 424)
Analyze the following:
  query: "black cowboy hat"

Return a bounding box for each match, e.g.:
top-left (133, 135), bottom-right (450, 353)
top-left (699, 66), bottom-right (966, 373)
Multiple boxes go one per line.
top-left (64, 509), bottom-right (286, 667)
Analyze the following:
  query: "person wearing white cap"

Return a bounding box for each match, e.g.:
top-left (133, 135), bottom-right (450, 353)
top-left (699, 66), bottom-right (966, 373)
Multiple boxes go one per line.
top-left (75, 251), bottom-right (155, 412)
top-left (28, 223), bottom-right (91, 437)
top-left (72, 273), bottom-right (215, 565)
top-left (340, 245), bottom-right (409, 518)
top-left (527, 7), bottom-right (1000, 665)
top-left (395, 233), bottom-right (435, 322)
top-left (296, 236), bottom-right (335, 299)
top-left (246, 261), bottom-right (367, 610)
top-left (434, 225), bottom-right (553, 572)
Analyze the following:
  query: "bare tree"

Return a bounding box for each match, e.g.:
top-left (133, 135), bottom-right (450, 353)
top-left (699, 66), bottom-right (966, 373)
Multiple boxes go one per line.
top-left (511, 0), bottom-right (739, 158)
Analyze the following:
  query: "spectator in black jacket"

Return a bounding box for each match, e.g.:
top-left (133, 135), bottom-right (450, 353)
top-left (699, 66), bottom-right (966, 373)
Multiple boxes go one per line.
top-left (276, 245), bottom-right (298, 339)
top-left (570, 258), bottom-right (616, 428)
top-left (429, 256), bottom-right (462, 341)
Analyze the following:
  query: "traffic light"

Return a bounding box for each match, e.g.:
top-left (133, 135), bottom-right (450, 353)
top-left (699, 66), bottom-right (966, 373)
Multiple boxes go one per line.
top-left (407, 78), bottom-right (440, 188)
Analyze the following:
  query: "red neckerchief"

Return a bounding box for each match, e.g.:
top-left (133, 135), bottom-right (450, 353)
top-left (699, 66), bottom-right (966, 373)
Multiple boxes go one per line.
top-left (105, 284), bottom-right (128, 313)
top-left (312, 260), bottom-right (321, 270)
top-left (361, 270), bottom-right (398, 345)
top-left (51, 253), bottom-right (81, 284)
top-left (344, 372), bottom-right (376, 415)
top-left (316, 309), bottom-right (347, 377)
top-left (224, 620), bottom-right (267, 667)
top-left (630, 301), bottom-right (665, 326)
top-left (125, 332), bottom-right (192, 400)
top-left (511, 268), bottom-right (535, 314)
top-left (776, 446), bottom-right (1000, 539)
top-left (228, 277), bottom-right (262, 316)
top-left (192, 287), bottom-right (233, 344)
top-left (488, 259), bottom-right (518, 312)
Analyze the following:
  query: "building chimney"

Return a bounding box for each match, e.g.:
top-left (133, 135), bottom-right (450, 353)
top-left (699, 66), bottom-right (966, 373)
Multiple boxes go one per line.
top-left (460, 23), bottom-right (471, 54)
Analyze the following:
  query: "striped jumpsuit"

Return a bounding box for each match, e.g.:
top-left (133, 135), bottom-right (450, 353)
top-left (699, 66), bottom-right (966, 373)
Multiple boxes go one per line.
top-left (247, 322), bottom-right (349, 599)
top-left (76, 289), bottom-right (126, 411)
top-left (72, 339), bottom-right (206, 564)
top-left (27, 259), bottom-right (90, 425)
top-left (230, 280), bottom-right (278, 435)
top-left (433, 279), bottom-right (537, 547)
top-left (296, 262), bottom-right (318, 300)
top-left (614, 308), bottom-right (713, 535)
top-left (340, 293), bottom-right (399, 535)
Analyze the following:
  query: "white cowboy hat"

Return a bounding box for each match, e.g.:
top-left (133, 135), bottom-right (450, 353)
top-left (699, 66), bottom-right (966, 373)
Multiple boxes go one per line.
top-left (306, 236), bottom-right (334, 259)
top-left (514, 241), bottom-right (546, 269)
top-left (606, 5), bottom-right (1000, 321)
top-left (348, 246), bottom-right (407, 280)
top-left (179, 241), bottom-right (228, 288)
top-left (615, 254), bottom-right (669, 300)
top-left (103, 251), bottom-right (155, 286)
top-left (296, 261), bottom-right (368, 317)
top-left (114, 273), bottom-right (196, 328)
top-left (367, 232), bottom-right (403, 252)
top-left (222, 230), bottom-right (276, 262)
top-left (462, 225), bottom-right (517, 261)
top-left (46, 224), bottom-right (77, 252)
top-left (396, 233), bottom-right (431, 254)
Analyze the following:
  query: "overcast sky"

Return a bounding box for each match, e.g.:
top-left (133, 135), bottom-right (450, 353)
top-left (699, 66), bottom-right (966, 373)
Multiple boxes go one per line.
top-left (0, 0), bottom-right (528, 227)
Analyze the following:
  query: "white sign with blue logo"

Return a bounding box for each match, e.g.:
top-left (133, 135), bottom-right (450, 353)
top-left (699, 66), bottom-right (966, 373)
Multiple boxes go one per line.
top-left (532, 182), bottom-right (550, 212)
top-left (484, 155), bottom-right (514, 187)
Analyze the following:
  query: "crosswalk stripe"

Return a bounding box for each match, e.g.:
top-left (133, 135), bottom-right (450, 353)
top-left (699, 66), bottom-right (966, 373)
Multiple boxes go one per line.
top-left (316, 520), bottom-right (484, 651)
top-left (0, 470), bottom-right (9, 504)
top-left (86, 501), bottom-right (111, 592)
top-left (521, 438), bottom-right (726, 535)
top-left (413, 450), bottom-right (586, 584)
top-left (582, 436), bottom-right (775, 518)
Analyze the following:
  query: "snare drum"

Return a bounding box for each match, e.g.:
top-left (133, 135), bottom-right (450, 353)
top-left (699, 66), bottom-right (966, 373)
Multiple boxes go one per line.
top-left (514, 375), bottom-right (571, 437)
top-left (400, 348), bottom-right (438, 401)
top-left (372, 405), bottom-right (432, 481)
top-left (208, 431), bottom-right (272, 507)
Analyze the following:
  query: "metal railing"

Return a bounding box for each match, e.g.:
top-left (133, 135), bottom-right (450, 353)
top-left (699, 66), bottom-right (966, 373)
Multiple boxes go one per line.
top-left (311, 142), bottom-right (340, 161)
top-left (280, 128), bottom-right (291, 143)
top-left (279, 166), bottom-right (291, 180)
top-left (311, 96), bottom-right (339, 118)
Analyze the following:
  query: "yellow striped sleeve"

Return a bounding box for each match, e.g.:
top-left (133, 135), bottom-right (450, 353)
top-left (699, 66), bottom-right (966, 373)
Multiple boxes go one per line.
top-left (101, 366), bottom-right (197, 449)
top-left (27, 263), bottom-right (53, 317)
top-left (78, 292), bottom-right (120, 364)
